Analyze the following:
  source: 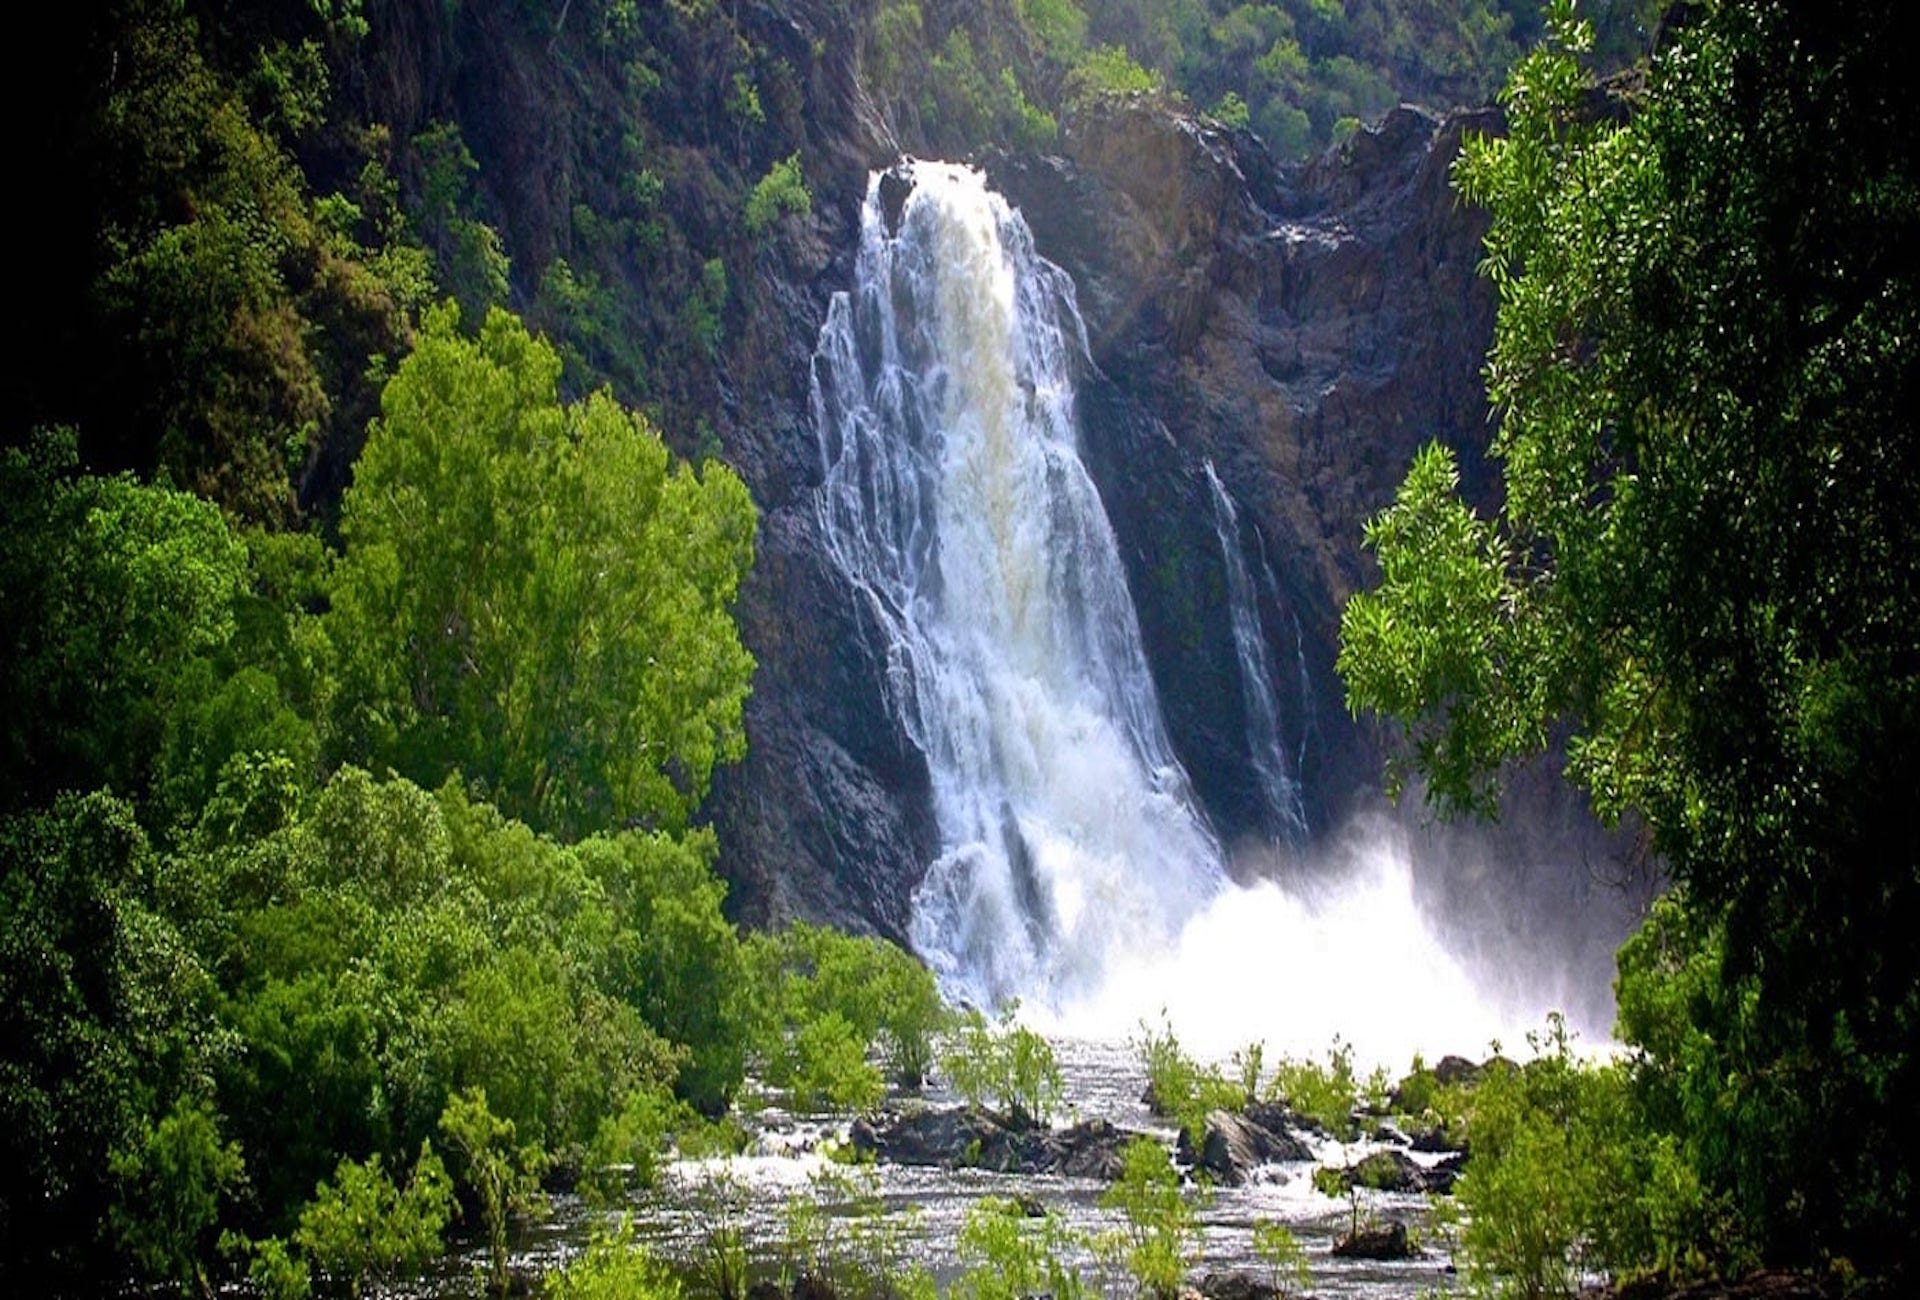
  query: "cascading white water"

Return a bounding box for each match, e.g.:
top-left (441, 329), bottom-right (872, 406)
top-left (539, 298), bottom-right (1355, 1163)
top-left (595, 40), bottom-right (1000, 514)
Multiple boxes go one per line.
top-left (812, 162), bottom-right (1617, 1065)
top-left (1204, 461), bottom-right (1308, 844)
top-left (812, 162), bottom-right (1226, 1006)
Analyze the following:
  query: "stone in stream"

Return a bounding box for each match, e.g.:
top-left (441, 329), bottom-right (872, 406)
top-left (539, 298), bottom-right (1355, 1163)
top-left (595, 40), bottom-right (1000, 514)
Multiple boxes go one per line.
top-left (1332, 1218), bottom-right (1416, 1260)
top-left (1424, 1150), bottom-right (1468, 1194)
top-left (1407, 1119), bottom-right (1466, 1153)
top-left (849, 1106), bottom-right (1141, 1179)
top-left (1321, 1147), bottom-right (1431, 1194)
top-left (1175, 1108), bottom-right (1313, 1186)
top-left (1197, 1271), bottom-right (1287, 1300)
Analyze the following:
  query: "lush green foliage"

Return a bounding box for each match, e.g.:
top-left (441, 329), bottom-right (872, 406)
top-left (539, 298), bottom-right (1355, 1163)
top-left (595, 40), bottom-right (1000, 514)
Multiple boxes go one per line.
top-left (1250, 1218), bottom-right (1311, 1298)
top-left (1, 433), bottom-right (255, 815)
top-left (543, 1217), bottom-right (684, 1300)
top-left (0, 304), bottom-right (783, 1289)
top-left (1097, 1135), bottom-right (1202, 1300)
top-left (328, 305), bottom-right (756, 839)
top-left (940, 1005), bottom-right (1065, 1130)
top-left (748, 923), bottom-right (949, 1109)
top-left (292, 1146), bottom-right (453, 1298)
top-left (743, 153), bottom-right (813, 238)
top-left (773, 1165), bottom-right (937, 1300)
top-left (1340, 0), bottom-right (1920, 1278)
top-left (953, 1197), bottom-right (1089, 1300)
top-left (1133, 1018), bottom-right (1245, 1145)
top-left (1267, 1038), bottom-right (1359, 1138)
top-left (109, 1097), bottom-right (246, 1295)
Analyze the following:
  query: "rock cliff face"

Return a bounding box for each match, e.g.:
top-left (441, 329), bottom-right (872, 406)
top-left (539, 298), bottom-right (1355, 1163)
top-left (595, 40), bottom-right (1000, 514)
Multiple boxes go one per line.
top-left (706, 92), bottom-right (1517, 936)
top-left (987, 99), bottom-right (1502, 850)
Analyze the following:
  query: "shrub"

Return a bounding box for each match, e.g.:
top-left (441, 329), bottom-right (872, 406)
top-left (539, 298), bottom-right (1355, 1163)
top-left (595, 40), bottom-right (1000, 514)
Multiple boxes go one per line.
top-left (952, 1196), bottom-right (1088, 1300)
top-left (1133, 1016), bottom-right (1243, 1145)
top-left (108, 1097), bottom-right (245, 1295)
top-left (438, 1088), bottom-right (546, 1296)
top-left (746, 924), bottom-right (949, 1108)
top-left (744, 153), bottom-right (811, 238)
top-left (294, 1144), bottom-right (452, 1297)
top-left (1098, 1135), bottom-right (1200, 1300)
top-left (544, 1217), bottom-right (682, 1300)
top-left (1451, 1016), bottom-right (1644, 1300)
top-left (1065, 44), bottom-right (1164, 110)
top-left (940, 1005), bottom-right (1062, 1129)
top-left (1268, 1038), bottom-right (1358, 1137)
top-left (1250, 1219), bottom-right (1311, 1298)
top-left (688, 1165), bottom-right (749, 1300)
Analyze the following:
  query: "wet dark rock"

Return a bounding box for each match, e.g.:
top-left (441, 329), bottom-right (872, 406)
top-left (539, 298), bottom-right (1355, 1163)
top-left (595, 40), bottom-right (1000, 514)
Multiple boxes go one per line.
top-left (1175, 1108), bottom-right (1313, 1185)
top-left (1245, 1099), bottom-right (1318, 1139)
top-left (1198, 1272), bottom-right (1285, 1300)
top-left (850, 1107), bottom-right (1141, 1179)
top-left (1047, 1117), bottom-right (1138, 1180)
top-left (1333, 1219), bottom-right (1415, 1260)
top-left (1321, 1147), bottom-right (1443, 1195)
top-left (1584, 1270), bottom-right (1840, 1300)
top-left (1425, 1150), bottom-right (1468, 1195)
top-left (878, 166), bottom-right (913, 237)
top-left (1353, 1147), bottom-right (1427, 1192)
top-left (1407, 1121), bottom-right (1465, 1154)
top-left (988, 98), bottom-right (1504, 848)
top-left (1432, 1055), bottom-right (1484, 1087)
top-left (707, 82), bottom-right (1644, 969)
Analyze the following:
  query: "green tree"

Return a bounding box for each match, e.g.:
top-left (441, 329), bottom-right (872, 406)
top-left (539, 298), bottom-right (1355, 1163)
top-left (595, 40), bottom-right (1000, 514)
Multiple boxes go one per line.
top-left (327, 304), bottom-right (756, 839)
top-left (439, 1088), bottom-right (546, 1296)
top-left (953, 1197), bottom-right (1088, 1300)
top-left (1338, 0), bottom-right (1919, 1275)
top-left (0, 793), bottom-right (218, 1292)
top-left (939, 1005), bottom-right (1063, 1130)
top-left (1097, 1135), bottom-right (1199, 1300)
top-left (544, 1216), bottom-right (682, 1300)
top-left (293, 1145), bottom-right (453, 1298)
top-left (1250, 1218), bottom-right (1310, 1298)
top-left (743, 153), bottom-right (812, 238)
top-left (0, 432), bottom-right (251, 815)
top-left (108, 1097), bottom-right (245, 1296)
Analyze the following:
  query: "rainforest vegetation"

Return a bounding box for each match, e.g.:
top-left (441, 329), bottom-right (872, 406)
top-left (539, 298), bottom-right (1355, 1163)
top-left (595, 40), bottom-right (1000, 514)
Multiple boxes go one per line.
top-left (1341, 0), bottom-right (1919, 1286)
top-left (3, 0), bottom-right (1913, 1296)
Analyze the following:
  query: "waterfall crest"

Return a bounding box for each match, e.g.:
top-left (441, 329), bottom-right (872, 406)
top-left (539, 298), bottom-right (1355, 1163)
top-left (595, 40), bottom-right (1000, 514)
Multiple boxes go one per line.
top-left (1204, 461), bottom-right (1309, 843)
top-left (812, 162), bottom-right (1224, 1004)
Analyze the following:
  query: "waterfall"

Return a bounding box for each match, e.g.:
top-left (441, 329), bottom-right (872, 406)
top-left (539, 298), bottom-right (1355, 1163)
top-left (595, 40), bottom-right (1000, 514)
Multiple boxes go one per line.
top-left (1203, 461), bottom-right (1308, 843)
top-left (812, 162), bottom-right (1225, 1005)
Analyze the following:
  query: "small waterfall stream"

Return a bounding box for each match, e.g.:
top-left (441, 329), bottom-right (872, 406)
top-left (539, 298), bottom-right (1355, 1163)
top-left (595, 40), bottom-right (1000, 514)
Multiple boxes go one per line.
top-left (812, 161), bottom-right (1224, 1005)
top-left (1204, 460), bottom-right (1309, 844)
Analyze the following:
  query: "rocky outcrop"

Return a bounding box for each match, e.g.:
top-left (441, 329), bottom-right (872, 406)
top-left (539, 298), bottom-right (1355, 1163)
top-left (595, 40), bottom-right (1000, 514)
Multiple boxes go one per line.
top-left (1333, 1219), bottom-right (1417, 1260)
top-left (703, 74), bottom-right (1639, 956)
top-left (987, 97), bottom-right (1503, 846)
top-left (712, 87), bottom-right (1522, 941)
top-left (1175, 1108), bottom-right (1313, 1186)
top-left (849, 1107), bottom-right (1141, 1179)
top-left (1198, 1274), bottom-right (1287, 1300)
top-left (1319, 1145), bottom-right (1465, 1196)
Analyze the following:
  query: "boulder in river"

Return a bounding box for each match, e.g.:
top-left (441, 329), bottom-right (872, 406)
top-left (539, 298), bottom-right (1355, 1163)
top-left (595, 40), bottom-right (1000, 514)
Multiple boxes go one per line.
top-left (850, 1106), bottom-right (1141, 1179)
top-left (1319, 1146), bottom-right (1459, 1195)
top-left (1197, 1271), bottom-right (1286, 1300)
top-left (1176, 1108), bottom-right (1314, 1185)
top-left (1332, 1218), bottom-right (1415, 1260)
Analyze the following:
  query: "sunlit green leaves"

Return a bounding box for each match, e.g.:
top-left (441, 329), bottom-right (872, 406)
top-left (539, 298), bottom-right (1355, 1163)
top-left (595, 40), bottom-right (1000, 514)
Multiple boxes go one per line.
top-left (328, 305), bottom-right (756, 839)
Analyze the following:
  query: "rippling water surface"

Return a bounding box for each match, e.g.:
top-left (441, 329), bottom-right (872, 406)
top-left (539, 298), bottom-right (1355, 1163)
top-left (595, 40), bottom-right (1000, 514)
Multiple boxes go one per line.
top-left (404, 1034), bottom-right (1464, 1300)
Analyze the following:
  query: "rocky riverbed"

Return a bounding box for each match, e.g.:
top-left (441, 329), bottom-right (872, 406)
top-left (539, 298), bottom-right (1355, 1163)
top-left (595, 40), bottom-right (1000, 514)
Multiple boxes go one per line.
top-left (412, 1036), bottom-right (1471, 1298)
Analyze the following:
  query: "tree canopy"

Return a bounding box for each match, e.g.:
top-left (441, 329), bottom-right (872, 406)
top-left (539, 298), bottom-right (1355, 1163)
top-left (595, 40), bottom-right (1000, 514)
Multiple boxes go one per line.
top-left (327, 305), bottom-right (757, 839)
top-left (1340, 0), bottom-right (1918, 1272)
